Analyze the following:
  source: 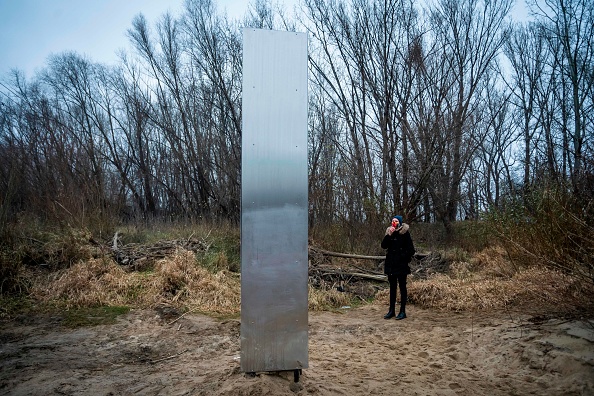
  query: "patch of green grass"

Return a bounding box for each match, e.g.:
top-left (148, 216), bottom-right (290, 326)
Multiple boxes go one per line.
top-left (62, 305), bottom-right (130, 328)
top-left (196, 229), bottom-right (240, 273)
top-left (0, 296), bottom-right (34, 319)
top-left (347, 295), bottom-right (372, 309)
top-left (215, 235), bottom-right (240, 271)
top-left (124, 283), bottom-right (147, 302)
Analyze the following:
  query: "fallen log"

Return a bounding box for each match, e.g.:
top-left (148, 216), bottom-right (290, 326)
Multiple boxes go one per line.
top-left (309, 247), bottom-right (429, 261)
top-left (316, 267), bottom-right (387, 282)
top-left (309, 247), bottom-right (384, 260)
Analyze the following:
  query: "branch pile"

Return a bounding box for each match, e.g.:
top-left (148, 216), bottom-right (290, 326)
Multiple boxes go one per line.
top-left (308, 246), bottom-right (449, 295)
top-left (410, 252), bottom-right (449, 279)
top-left (111, 232), bottom-right (211, 270)
top-left (307, 246), bottom-right (387, 299)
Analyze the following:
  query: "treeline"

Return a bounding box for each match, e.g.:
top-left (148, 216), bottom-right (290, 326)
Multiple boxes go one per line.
top-left (0, 0), bottom-right (592, 234)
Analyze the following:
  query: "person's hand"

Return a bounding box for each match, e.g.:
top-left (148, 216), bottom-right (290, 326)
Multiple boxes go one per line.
top-left (386, 226), bottom-right (395, 236)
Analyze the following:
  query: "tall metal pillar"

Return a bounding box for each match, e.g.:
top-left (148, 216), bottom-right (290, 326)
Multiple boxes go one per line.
top-left (240, 28), bottom-right (309, 374)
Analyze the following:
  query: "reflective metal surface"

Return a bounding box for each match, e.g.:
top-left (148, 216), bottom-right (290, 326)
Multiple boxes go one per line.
top-left (240, 29), bottom-right (309, 373)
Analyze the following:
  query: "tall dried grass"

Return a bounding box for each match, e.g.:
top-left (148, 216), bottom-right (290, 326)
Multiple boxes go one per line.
top-left (14, 227), bottom-right (95, 269)
top-left (11, 202), bottom-right (592, 320)
top-left (373, 187), bottom-right (593, 316)
top-left (308, 285), bottom-right (352, 311)
top-left (405, 245), bottom-right (594, 316)
top-left (32, 249), bottom-right (241, 316)
top-left (30, 250), bottom-right (357, 316)
top-left (151, 250), bottom-right (240, 315)
top-left (28, 240), bottom-right (594, 318)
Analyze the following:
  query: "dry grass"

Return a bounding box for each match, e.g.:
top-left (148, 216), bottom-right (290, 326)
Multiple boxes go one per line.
top-left (0, 251), bottom-right (30, 295)
top-left (400, 246), bottom-right (594, 316)
top-left (27, 243), bottom-right (594, 318)
top-left (308, 285), bottom-right (352, 311)
top-left (10, 222), bottom-right (592, 320)
top-left (5, 184), bottom-right (592, 320)
top-left (28, 250), bottom-right (356, 316)
top-left (33, 257), bottom-right (132, 308)
top-left (31, 249), bottom-right (241, 316)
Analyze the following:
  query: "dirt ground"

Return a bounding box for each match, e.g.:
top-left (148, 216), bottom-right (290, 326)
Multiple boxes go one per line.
top-left (1, 303), bottom-right (593, 396)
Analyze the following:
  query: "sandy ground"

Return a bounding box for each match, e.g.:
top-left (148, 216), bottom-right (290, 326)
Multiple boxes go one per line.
top-left (1, 304), bottom-right (593, 396)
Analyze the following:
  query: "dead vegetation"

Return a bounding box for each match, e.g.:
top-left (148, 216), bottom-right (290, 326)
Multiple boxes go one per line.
top-left (31, 249), bottom-right (241, 316)
top-left (1, 220), bottom-right (593, 321)
top-left (309, 244), bottom-right (594, 317)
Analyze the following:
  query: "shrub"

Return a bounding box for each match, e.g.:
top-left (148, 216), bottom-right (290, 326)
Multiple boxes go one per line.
top-left (0, 250), bottom-right (29, 295)
top-left (485, 186), bottom-right (594, 285)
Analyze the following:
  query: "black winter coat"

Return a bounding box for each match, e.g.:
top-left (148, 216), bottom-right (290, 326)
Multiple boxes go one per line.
top-left (381, 224), bottom-right (415, 276)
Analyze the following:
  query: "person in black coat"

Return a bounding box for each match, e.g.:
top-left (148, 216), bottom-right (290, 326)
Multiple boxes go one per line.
top-left (381, 215), bottom-right (415, 320)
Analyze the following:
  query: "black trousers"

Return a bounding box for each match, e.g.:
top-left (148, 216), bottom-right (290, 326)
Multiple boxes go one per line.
top-left (388, 274), bottom-right (407, 313)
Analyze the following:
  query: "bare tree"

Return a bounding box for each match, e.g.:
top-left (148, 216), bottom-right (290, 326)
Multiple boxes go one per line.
top-left (423, 0), bottom-right (512, 232)
top-left (474, 84), bottom-right (518, 211)
top-left (308, 79), bottom-right (341, 226)
top-left (303, 0), bottom-right (428, 227)
top-left (531, 0), bottom-right (594, 192)
top-left (183, 0), bottom-right (243, 219)
top-left (504, 23), bottom-right (548, 193)
top-left (6, 0), bottom-right (579, 234)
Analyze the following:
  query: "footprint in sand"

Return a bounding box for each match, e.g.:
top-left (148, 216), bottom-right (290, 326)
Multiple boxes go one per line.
top-left (446, 352), bottom-right (460, 361)
top-left (449, 382), bottom-right (462, 390)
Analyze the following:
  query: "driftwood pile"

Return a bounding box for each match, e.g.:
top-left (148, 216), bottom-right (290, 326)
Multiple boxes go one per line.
top-left (410, 251), bottom-right (449, 278)
top-left (308, 246), bottom-right (449, 298)
top-left (308, 247), bottom-right (386, 280)
top-left (308, 247), bottom-right (386, 299)
top-left (110, 231), bottom-right (211, 270)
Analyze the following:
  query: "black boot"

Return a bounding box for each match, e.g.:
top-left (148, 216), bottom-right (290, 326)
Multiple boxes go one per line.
top-left (395, 311), bottom-right (406, 320)
top-left (384, 310), bottom-right (395, 319)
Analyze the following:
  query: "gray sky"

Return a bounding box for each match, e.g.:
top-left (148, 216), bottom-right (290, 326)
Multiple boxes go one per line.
top-left (0, 0), bottom-right (258, 78)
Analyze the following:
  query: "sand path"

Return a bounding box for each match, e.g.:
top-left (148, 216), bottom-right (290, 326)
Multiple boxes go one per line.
top-left (1, 304), bottom-right (593, 395)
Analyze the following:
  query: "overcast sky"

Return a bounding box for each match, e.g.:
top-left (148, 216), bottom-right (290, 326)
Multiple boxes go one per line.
top-left (0, 0), bottom-right (526, 80)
